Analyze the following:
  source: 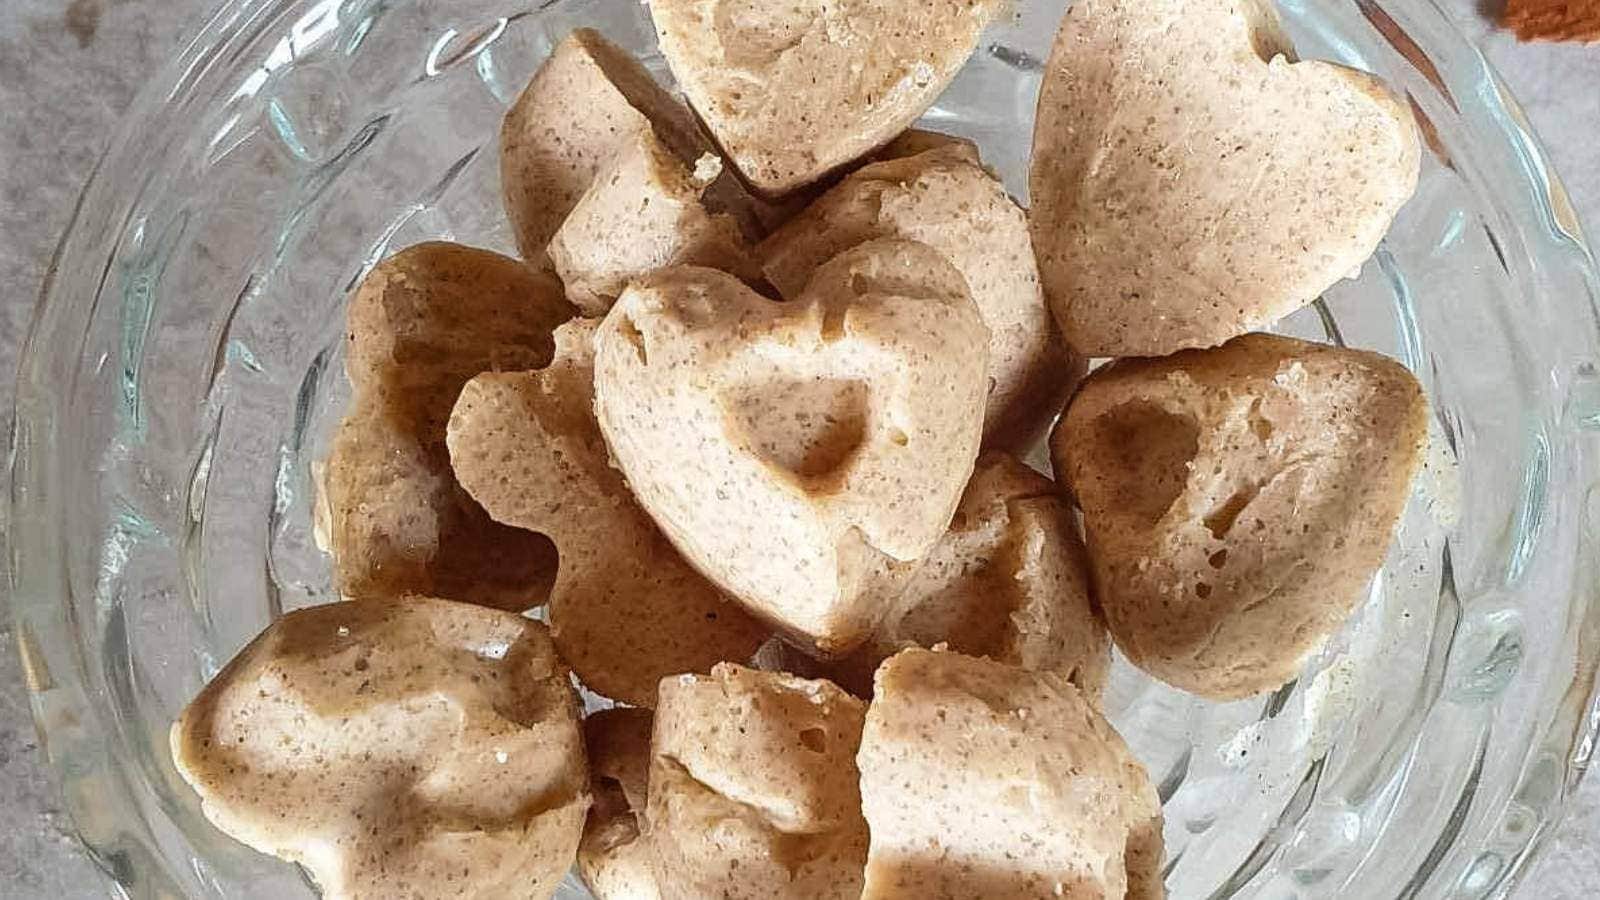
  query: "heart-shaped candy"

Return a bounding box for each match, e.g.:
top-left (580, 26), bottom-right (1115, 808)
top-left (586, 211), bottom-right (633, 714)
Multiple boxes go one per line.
top-left (647, 0), bottom-right (1006, 196)
top-left (593, 239), bottom-right (990, 655)
top-left (1029, 0), bottom-right (1420, 357)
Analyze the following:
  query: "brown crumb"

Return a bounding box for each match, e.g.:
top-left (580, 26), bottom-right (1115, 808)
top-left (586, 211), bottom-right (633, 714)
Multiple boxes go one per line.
top-left (1502, 0), bottom-right (1600, 42)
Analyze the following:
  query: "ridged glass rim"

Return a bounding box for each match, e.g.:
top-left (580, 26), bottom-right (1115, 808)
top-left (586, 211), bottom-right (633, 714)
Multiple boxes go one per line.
top-left (6, 0), bottom-right (1599, 897)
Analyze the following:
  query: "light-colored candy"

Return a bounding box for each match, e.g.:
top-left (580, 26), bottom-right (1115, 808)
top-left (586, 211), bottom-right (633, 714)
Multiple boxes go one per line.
top-left (1055, 332), bottom-right (1428, 698)
top-left (447, 320), bottom-right (767, 707)
top-left (792, 452), bottom-right (1110, 699)
top-left (1029, 0), bottom-right (1420, 357)
top-left (593, 239), bottom-right (990, 656)
top-left (647, 0), bottom-right (1006, 195)
top-left (858, 649), bottom-right (1163, 900)
top-left (171, 597), bottom-right (588, 900)
top-left (324, 242), bottom-right (570, 611)
top-left (761, 143), bottom-right (1081, 448)
top-left (550, 128), bottom-right (761, 315)
top-left (648, 664), bottom-right (868, 900)
top-left (500, 29), bottom-right (727, 263)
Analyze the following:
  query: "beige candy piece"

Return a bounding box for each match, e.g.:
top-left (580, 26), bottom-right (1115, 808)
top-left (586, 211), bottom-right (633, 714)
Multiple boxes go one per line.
top-left (501, 28), bottom-right (721, 262)
top-left (806, 452), bottom-right (1110, 698)
top-left (171, 597), bottom-right (588, 900)
top-left (649, 664), bottom-right (869, 900)
top-left (325, 242), bottom-right (570, 611)
top-left (859, 649), bottom-right (1163, 900)
top-left (550, 128), bottom-right (762, 315)
top-left (1029, 0), bottom-right (1420, 357)
top-left (761, 144), bottom-right (1082, 448)
top-left (1055, 332), bottom-right (1429, 699)
top-left (579, 709), bottom-right (662, 900)
top-left (448, 320), bottom-right (767, 706)
top-left (648, 0), bottom-right (1006, 196)
top-left (593, 239), bottom-right (990, 656)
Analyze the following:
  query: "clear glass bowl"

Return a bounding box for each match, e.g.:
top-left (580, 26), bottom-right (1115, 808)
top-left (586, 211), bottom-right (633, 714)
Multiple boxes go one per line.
top-left (7, 0), bottom-right (1600, 897)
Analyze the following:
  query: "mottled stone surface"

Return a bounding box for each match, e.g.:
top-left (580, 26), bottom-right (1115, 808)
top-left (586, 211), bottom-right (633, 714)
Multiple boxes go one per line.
top-left (0, 0), bottom-right (1594, 897)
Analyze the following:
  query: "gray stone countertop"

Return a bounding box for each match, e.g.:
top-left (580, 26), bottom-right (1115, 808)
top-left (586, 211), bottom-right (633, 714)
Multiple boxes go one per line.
top-left (0, 0), bottom-right (1596, 896)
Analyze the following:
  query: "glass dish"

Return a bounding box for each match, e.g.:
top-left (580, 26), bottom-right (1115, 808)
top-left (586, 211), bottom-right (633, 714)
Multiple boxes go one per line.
top-left (7, 0), bottom-right (1600, 897)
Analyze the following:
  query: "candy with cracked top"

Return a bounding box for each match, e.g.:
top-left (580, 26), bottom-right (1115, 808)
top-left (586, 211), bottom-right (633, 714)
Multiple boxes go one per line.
top-left (858, 648), bottom-right (1163, 899)
top-left (549, 127), bottom-right (762, 315)
top-left (501, 28), bottom-right (745, 264)
top-left (648, 664), bottom-right (868, 900)
top-left (786, 452), bottom-right (1110, 700)
top-left (1054, 332), bottom-right (1428, 699)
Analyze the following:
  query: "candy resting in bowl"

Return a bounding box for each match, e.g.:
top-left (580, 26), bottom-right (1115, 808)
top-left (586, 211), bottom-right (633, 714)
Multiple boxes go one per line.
top-left (8, 0), bottom-right (1600, 897)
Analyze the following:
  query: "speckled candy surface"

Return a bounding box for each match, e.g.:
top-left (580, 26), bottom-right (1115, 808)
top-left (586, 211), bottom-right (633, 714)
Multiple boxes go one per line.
top-left (446, 320), bottom-right (767, 707)
top-left (169, 596), bottom-right (588, 900)
top-left (1029, 0), bottom-right (1420, 357)
top-left (499, 29), bottom-right (714, 264)
top-left (647, 0), bottom-right (1006, 196)
top-left (799, 452), bottom-right (1111, 699)
top-left (648, 664), bottom-right (869, 900)
top-left (323, 241), bottom-right (571, 611)
top-left (592, 239), bottom-right (990, 657)
top-left (760, 144), bottom-right (1083, 448)
top-left (549, 128), bottom-right (761, 316)
top-left (1055, 332), bottom-right (1429, 699)
top-left (857, 649), bottom-right (1163, 899)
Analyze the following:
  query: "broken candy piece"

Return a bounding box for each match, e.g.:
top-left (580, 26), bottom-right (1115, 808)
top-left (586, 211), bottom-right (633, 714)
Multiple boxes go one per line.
top-left (500, 28), bottom-right (722, 262)
top-left (549, 128), bottom-right (762, 315)
top-left (579, 709), bottom-right (662, 900)
top-left (324, 241), bottom-right (570, 611)
top-left (648, 664), bottom-right (868, 900)
top-left (761, 144), bottom-right (1082, 448)
top-left (448, 319), bottom-right (768, 706)
top-left (803, 452), bottom-right (1110, 699)
top-left (1029, 0), bottom-right (1420, 357)
top-left (647, 0), bottom-right (1006, 195)
top-left (1055, 332), bottom-right (1428, 699)
top-left (858, 649), bottom-right (1163, 900)
top-left (593, 239), bottom-right (991, 657)
top-left (171, 596), bottom-right (588, 900)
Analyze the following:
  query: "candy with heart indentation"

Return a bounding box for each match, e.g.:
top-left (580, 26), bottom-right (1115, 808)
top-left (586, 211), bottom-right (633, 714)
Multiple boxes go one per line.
top-left (324, 242), bottom-right (571, 611)
top-left (593, 239), bottom-right (990, 656)
top-left (1055, 332), bottom-right (1428, 698)
top-left (171, 596), bottom-right (588, 900)
top-left (1029, 0), bottom-right (1420, 357)
top-left (647, 0), bottom-right (1006, 196)
top-left (447, 319), bottom-right (768, 707)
